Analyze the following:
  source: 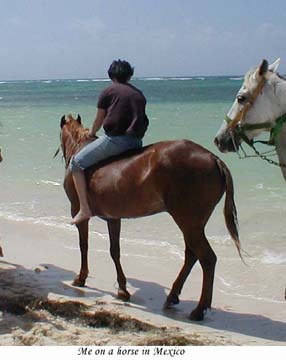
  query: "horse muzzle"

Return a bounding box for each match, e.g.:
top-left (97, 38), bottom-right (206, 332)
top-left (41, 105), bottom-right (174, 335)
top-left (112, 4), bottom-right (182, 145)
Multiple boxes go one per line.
top-left (214, 131), bottom-right (240, 153)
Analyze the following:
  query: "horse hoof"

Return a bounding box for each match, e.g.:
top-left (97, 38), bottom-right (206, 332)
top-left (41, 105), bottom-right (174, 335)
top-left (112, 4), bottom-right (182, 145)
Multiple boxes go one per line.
top-left (164, 294), bottom-right (180, 309)
top-left (189, 308), bottom-right (204, 321)
top-left (72, 277), bottom-right (86, 287)
top-left (117, 289), bottom-right (130, 301)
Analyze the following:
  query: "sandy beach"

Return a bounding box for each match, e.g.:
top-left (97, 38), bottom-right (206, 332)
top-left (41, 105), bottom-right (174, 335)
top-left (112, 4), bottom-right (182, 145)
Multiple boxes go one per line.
top-left (0, 214), bottom-right (285, 346)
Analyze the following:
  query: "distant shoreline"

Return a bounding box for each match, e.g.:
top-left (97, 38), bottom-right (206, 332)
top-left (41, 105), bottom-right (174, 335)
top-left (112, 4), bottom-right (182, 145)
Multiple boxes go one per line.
top-left (0, 75), bottom-right (245, 83)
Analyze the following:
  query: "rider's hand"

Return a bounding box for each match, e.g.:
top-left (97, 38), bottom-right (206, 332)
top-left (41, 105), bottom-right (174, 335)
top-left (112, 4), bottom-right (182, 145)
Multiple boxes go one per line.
top-left (87, 130), bottom-right (96, 139)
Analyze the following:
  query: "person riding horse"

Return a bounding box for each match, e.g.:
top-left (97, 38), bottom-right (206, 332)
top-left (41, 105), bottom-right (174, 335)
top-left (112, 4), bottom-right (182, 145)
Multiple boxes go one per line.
top-left (60, 114), bottom-right (241, 321)
top-left (70, 59), bottom-right (149, 225)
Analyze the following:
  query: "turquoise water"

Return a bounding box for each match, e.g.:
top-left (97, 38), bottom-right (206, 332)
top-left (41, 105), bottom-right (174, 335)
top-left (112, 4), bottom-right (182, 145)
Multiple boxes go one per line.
top-left (0, 77), bottom-right (285, 272)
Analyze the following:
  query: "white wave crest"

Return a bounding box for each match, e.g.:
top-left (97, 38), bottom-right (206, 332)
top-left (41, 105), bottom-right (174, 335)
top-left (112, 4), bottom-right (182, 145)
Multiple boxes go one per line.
top-left (261, 250), bottom-right (286, 265)
top-left (92, 79), bottom-right (110, 82)
top-left (40, 180), bottom-right (61, 186)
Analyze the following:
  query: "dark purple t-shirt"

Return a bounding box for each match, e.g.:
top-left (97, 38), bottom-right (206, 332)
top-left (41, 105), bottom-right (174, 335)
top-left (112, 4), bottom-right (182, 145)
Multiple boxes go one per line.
top-left (97, 82), bottom-right (149, 139)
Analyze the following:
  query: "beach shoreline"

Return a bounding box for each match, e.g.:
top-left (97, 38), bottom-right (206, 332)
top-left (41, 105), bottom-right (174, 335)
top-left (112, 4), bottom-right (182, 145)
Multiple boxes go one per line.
top-left (0, 217), bottom-right (285, 346)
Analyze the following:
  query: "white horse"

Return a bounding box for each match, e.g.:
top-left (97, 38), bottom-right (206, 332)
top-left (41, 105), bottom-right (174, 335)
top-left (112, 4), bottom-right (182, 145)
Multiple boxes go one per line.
top-left (214, 58), bottom-right (286, 181)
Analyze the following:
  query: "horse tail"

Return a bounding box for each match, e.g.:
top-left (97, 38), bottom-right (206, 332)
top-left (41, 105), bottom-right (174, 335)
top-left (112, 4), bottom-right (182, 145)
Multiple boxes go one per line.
top-left (215, 157), bottom-right (242, 259)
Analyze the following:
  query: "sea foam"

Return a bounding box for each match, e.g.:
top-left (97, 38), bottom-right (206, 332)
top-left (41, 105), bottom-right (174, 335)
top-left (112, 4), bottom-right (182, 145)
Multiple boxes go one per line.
top-left (261, 250), bottom-right (286, 265)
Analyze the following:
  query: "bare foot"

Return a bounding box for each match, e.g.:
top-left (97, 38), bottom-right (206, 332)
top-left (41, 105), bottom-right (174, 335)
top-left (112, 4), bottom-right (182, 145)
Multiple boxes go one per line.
top-left (71, 210), bottom-right (92, 225)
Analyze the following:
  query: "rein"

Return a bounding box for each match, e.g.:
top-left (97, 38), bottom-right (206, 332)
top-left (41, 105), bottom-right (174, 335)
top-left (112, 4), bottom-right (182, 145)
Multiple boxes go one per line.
top-left (225, 115), bottom-right (272, 147)
top-left (225, 113), bottom-right (286, 168)
top-left (53, 145), bottom-right (61, 159)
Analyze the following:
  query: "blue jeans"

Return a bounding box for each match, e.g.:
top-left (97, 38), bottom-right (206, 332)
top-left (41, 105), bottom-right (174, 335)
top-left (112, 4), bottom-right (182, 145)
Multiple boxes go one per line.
top-left (70, 134), bottom-right (142, 172)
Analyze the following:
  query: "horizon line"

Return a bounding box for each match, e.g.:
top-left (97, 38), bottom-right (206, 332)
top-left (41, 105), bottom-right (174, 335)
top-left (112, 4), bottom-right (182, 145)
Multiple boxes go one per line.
top-left (0, 74), bottom-right (244, 82)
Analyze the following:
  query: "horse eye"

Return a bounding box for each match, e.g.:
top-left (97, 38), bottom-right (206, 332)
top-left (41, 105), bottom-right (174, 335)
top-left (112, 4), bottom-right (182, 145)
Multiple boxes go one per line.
top-left (237, 95), bottom-right (247, 104)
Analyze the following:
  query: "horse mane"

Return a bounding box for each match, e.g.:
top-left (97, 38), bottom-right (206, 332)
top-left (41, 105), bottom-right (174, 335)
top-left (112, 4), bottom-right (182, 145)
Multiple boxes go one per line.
top-left (276, 72), bottom-right (286, 81)
top-left (66, 114), bottom-right (90, 141)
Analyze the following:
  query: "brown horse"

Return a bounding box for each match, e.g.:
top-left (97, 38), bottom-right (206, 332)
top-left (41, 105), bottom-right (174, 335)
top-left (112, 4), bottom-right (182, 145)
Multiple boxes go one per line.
top-left (59, 114), bottom-right (241, 321)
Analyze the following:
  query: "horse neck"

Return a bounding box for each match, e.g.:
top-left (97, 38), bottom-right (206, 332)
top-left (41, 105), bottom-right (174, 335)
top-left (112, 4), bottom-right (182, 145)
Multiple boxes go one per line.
top-left (265, 76), bottom-right (286, 182)
top-left (62, 127), bottom-right (89, 167)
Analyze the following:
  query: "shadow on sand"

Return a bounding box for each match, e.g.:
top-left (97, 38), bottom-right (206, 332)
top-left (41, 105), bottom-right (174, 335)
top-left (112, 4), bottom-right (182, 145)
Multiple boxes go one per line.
top-left (1, 260), bottom-right (285, 343)
top-left (127, 278), bottom-right (286, 343)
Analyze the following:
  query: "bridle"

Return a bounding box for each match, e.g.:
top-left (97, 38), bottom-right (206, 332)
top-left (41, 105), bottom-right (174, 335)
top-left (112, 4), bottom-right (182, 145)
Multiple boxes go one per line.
top-left (226, 77), bottom-right (267, 131)
top-left (225, 76), bottom-right (286, 168)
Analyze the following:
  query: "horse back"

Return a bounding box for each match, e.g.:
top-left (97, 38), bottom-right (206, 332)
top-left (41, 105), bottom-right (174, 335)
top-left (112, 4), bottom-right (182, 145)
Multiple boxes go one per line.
top-left (83, 139), bottom-right (223, 219)
top-left (86, 139), bottom-right (215, 176)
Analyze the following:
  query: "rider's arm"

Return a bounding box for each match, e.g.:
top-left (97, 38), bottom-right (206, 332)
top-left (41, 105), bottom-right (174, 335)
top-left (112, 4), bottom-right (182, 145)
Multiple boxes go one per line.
top-left (89, 108), bottom-right (106, 137)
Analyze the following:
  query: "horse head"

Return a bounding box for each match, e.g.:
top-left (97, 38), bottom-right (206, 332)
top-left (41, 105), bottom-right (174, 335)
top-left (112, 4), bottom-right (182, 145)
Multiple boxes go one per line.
top-left (59, 114), bottom-right (90, 168)
top-left (214, 58), bottom-right (286, 153)
top-left (60, 113), bottom-right (82, 129)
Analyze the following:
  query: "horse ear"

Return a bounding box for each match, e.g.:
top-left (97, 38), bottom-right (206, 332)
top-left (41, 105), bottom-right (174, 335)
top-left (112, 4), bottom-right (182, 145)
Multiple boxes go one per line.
top-left (269, 58), bottom-right (280, 73)
top-left (258, 59), bottom-right (268, 76)
top-left (60, 115), bottom-right (66, 128)
top-left (76, 114), bottom-right (82, 124)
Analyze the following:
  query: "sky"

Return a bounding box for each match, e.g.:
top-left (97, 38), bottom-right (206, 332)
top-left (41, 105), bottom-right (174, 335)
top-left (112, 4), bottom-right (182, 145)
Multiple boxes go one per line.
top-left (1, 0), bottom-right (286, 80)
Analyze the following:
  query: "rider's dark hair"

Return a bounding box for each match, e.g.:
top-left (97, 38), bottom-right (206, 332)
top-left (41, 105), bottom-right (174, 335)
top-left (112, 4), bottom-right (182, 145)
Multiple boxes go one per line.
top-left (108, 59), bottom-right (134, 83)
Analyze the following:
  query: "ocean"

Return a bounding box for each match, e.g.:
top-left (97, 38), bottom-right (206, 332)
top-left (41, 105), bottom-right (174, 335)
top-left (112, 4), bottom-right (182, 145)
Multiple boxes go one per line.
top-left (0, 76), bottom-right (285, 311)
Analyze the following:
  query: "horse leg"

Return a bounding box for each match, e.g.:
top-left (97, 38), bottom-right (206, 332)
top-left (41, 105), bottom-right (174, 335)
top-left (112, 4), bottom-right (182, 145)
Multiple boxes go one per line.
top-left (65, 176), bottom-right (89, 287)
top-left (72, 204), bottom-right (89, 287)
top-left (107, 219), bottom-right (130, 301)
top-left (167, 207), bottom-right (216, 321)
top-left (164, 244), bottom-right (197, 308)
top-left (188, 232), bottom-right (217, 321)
